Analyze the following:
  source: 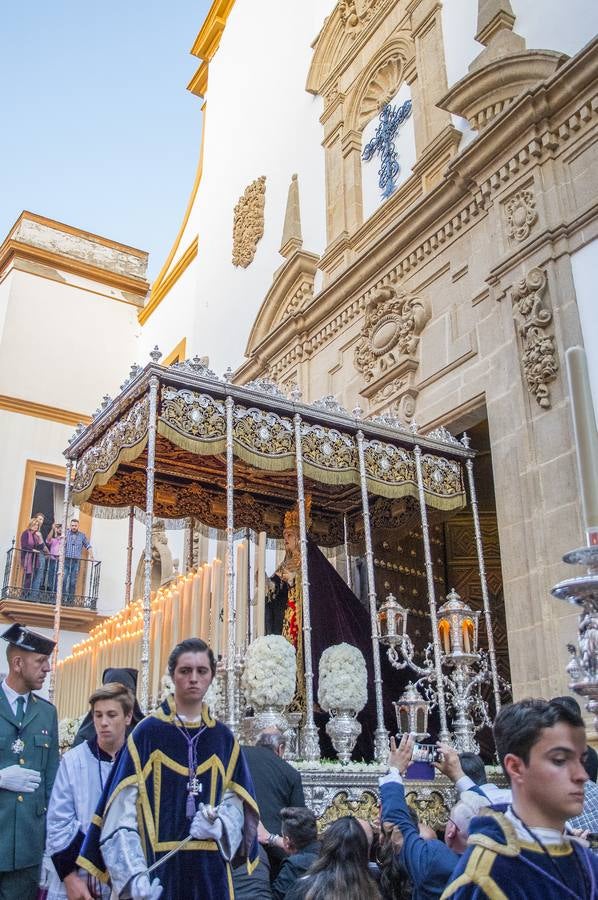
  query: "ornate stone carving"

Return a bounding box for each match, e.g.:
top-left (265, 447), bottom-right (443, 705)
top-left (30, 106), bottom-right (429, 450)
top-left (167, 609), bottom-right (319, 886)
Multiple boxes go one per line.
top-left (282, 280), bottom-right (313, 322)
top-left (511, 268), bottom-right (559, 409)
top-left (354, 285), bottom-right (430, 384)
top-left (338, 0), bottom-right (381, 35)
top-left (505, 189), bottom-right (537, 242)
top-left (232, 176), bottom-right (266, 268)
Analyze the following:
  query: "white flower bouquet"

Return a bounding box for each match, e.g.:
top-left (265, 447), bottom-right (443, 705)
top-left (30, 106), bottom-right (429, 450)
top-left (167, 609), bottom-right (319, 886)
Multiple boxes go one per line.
top-left (58, 715), bottom-right (84, 752)
top-left (241, 635), bottom-right (296, 709)
top-left (318, 643), bottom-right (368, 713)
top-left (203, 676), bottom-right (225, 718)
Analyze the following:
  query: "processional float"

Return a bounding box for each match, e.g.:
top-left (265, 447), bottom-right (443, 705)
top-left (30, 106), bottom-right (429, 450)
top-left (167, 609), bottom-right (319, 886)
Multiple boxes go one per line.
top-left (52, 349), bottom-right (505, 763)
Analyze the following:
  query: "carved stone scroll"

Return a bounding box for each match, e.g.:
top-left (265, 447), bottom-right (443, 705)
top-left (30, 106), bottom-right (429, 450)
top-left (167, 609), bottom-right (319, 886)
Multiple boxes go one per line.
top-left (232, 176), bottom-right (266, 268)
top-left (354, 284), bottom-right (430, 385)
top-left (511, 267), bottom-right (559, 409)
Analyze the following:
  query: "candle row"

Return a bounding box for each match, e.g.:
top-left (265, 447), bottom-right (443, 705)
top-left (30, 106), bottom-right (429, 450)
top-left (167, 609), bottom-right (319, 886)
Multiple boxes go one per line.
top-left (55, 535), bottom-right (268, 720)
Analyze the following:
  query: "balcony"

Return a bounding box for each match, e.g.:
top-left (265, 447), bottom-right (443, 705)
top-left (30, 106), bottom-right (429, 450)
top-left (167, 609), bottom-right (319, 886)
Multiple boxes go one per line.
top-left (0, 546), bottom-right (103, 631)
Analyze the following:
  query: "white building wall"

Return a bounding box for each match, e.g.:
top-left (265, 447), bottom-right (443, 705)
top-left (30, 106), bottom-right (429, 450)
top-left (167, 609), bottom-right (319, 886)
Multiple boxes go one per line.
top-left (185, 0), bottom-right (332, 372)
top-left (571, 238), bottom-right (598, 421)
top-left (0, 269), bottom-right (138, 413)
top-left (137, 260), bottom-right (197, 364)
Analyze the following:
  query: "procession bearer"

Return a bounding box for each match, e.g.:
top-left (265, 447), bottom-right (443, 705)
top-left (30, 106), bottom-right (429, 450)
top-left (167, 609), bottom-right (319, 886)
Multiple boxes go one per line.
top-left (0, 623), bottom-right (59, 900)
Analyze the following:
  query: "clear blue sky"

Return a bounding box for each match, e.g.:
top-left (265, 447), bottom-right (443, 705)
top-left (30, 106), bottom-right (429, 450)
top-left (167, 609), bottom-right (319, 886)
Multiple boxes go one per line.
top-left (1, 2), bottom-right (211, 279)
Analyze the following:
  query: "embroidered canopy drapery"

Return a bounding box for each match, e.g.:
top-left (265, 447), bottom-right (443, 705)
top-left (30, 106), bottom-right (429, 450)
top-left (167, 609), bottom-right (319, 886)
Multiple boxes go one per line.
top-left (67, 360), bottom-right (470, 540)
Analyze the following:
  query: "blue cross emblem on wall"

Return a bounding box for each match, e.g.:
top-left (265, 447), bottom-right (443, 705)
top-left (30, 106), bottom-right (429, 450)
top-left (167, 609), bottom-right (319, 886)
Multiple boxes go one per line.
top-left (362, 99), bottom-right (413, 200)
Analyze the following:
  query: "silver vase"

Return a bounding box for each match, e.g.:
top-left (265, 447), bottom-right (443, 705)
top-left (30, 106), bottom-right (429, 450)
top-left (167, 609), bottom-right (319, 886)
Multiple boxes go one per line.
top-left (251, 705), bottom-right (288, 740)
top-left (325, 708), bottom-right (362, 764)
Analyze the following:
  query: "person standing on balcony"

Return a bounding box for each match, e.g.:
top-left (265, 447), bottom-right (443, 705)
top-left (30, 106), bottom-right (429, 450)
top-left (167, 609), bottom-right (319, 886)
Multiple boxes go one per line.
top-left (46, 523), bottom-right (63, 594)
top-left (63, 520), bottom-right (93, 600)
top-left (20, 518), bottom-right (46, 597)
top-left (0, 623), bottom-right (59, 900)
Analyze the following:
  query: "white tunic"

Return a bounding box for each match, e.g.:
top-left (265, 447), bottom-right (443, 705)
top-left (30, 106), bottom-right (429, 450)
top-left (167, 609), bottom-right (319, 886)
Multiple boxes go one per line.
top-left (45, 741), bottom-right (114, 899)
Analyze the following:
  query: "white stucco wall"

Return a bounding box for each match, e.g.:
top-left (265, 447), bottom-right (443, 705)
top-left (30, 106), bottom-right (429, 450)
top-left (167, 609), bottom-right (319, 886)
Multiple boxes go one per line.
top-left (182, 0), bottom-right (331, 372)
top-left (0, 268), bottom-right (138, 414)
top-left (441, 0), bottom-right (598, 91)
top-left (571, 238), bottom-right (598, 421)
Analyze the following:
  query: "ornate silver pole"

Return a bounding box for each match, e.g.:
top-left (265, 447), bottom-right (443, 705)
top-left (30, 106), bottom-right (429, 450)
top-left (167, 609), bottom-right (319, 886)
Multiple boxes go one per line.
top-left (343, 514), bottom-right (353, 591)
top-left (124, 506), bottom-right (135, 606)
top-left (49, 459), bottom-right (73, 703)
top-left (414, 445), bottom-right (450, 742)
top-left (293, 413), bottom-right (320, 761)
top-left (225, 396), bottom-right (237, 733)
top-left (356, 430), bottom-right (389, 763)
top-left (462, 443), bottom-right (501, 713)
top-left (141, 376), bottom-right (159, 713)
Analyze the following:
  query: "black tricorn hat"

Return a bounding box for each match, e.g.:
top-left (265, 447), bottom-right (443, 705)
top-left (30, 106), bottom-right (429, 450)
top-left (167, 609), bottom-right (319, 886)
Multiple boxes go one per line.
top-left (1, 623), bottom-right (55, 656)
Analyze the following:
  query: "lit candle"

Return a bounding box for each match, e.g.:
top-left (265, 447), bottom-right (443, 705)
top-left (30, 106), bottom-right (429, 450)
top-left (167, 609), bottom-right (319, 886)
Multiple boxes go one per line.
top-left (191, 571), bottom-right (201, 637)
top-left (236, 542), bottom-right (247, 647)
top-left (182, 576), bottom-right (193, 639)
top-left (152, 609), bottom-right (163, 703)
top-left (566, 346), bottom-right (598, 543)
top-left (256, 532), bottom-right (266, 638)
top-left (200, 564), bottom-right (211, 643)
top-left (171, 589), bottom-right (180, 646)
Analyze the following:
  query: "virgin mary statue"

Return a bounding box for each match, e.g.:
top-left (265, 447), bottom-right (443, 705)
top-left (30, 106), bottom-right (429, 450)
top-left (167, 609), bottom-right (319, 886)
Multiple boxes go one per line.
top-left (264, 497), bottom-right (404, 756)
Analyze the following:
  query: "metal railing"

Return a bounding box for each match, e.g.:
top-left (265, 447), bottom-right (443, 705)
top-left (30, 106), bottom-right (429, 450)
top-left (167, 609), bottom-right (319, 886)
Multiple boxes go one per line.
top-left (1, 545), bottom-right (101, 610)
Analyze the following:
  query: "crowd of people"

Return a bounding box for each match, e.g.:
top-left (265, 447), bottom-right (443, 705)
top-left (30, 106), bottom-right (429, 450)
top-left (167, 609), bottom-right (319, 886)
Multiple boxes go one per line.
top-left (19, 516), bottom-right (93, 597)
top-left (1, 623), bottom-right (597, 899)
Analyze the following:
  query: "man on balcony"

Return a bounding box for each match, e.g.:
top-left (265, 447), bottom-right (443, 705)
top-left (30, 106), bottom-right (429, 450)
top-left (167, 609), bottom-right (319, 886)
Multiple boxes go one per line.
top-left (63, 519), bottom-right (93, 600)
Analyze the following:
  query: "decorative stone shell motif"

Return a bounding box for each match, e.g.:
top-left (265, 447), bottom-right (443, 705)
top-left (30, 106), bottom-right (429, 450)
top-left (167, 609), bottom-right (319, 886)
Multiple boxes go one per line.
top-left (354, 284), bottom-right (430, 383)
top-left (232, 176), bottom-right (266, 268)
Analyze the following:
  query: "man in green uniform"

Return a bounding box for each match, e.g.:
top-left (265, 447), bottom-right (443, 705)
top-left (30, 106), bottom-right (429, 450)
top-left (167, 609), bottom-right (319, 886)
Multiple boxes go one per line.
top-left (0, 623), bottom-right (59, 900)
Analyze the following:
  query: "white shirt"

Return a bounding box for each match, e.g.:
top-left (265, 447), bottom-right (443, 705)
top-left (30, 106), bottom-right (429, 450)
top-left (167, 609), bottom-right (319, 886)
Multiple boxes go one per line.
top-left (455, 774), bottom-right (512, 805)
top-left (505, 805), bottom-right (569, 846)
top-left (1, 679), bottom-right (29, 717)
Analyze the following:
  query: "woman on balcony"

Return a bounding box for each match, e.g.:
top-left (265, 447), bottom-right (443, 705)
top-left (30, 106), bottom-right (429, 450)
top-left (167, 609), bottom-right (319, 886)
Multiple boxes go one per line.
top-left (19, 517), bottom-right (47, 597)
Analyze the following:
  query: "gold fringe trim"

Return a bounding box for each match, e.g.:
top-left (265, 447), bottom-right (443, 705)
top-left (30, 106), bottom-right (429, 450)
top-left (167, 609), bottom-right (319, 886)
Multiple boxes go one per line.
top-left (72, 435), bottom-right (148, 506)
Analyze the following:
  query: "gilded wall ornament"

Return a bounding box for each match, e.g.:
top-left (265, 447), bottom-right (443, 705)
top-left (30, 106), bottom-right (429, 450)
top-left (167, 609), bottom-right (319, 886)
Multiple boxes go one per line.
top-left (232, 175), bottom-right (266, 268)
top-left (505, 189), bottom-right (537, 242)
top-left (511, 267), bottom-right (559, 409)
top-left (354, 284), bottom-right (431, 384)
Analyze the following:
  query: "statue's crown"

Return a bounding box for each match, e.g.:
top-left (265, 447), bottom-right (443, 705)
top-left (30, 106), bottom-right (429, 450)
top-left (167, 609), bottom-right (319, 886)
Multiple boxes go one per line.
top-left (284, 495), bottom-right (312, 531)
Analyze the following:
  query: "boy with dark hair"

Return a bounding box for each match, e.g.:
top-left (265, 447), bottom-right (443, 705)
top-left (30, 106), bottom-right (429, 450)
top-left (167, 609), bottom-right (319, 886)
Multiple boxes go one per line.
top-left (441, 698), bottom-right (598, 898)
top-left (271, 807), bottom-right (319, 899)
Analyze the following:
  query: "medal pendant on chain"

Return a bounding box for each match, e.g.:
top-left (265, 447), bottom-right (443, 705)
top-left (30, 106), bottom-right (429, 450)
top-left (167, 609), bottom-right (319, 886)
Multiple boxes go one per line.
top-left (188, 776), bottom-right (202, 796)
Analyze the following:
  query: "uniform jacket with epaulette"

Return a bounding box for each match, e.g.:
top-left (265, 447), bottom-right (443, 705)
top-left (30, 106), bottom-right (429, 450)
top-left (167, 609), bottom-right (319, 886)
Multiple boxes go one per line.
top-left (0, 688), bottom-right (59, 871)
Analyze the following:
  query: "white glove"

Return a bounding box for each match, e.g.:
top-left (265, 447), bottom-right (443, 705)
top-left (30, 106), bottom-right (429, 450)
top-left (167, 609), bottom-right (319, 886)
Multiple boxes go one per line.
top-left (128, 874), bottom-right (162, 900)
top-left (189, 804), bottom-right (223, 841)
top-left (0, 764), bottom-right (41, 792)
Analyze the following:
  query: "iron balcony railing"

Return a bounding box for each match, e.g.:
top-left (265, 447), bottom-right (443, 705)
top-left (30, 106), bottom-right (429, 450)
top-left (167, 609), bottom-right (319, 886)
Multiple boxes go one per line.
top-left (1, 544), bottom-right (101, 610)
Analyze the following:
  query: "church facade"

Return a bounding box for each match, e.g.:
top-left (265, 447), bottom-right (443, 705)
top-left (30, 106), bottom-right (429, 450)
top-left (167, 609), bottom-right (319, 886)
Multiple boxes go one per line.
top-left (2, 0), bottom-right (598, 713)
top-left (149, 0), bottom-right (598, 703)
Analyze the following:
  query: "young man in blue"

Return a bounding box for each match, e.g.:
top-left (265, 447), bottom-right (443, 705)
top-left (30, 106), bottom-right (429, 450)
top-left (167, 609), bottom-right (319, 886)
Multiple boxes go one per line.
top-left (442, 698), bottom-right (598, 899)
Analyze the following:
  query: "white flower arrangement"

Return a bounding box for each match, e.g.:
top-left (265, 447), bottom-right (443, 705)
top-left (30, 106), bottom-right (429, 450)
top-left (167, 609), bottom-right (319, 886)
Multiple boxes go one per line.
top-left (241, 635), bottom-right (296, 709)
top-left (203, 676), bottom-right (225, 718)
top-left (318, 643), bottom-right (368, 714)
top-left (292, 759), bottom-right (385, 774)
top-left (58, 715), bottom-right (84, 752)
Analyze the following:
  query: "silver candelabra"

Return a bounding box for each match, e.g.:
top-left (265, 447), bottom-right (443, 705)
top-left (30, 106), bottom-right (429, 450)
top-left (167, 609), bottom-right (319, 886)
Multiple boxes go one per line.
top-left (378, 589), bottom-right (504, 752)
top-left (551, 545), bottom-right (598, 729)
